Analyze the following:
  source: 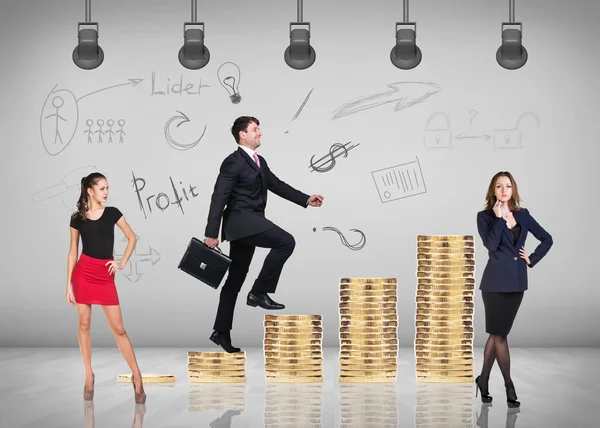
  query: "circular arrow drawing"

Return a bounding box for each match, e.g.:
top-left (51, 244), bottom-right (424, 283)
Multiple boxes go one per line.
top-left (318, 226), bottom-right (367, 251)
top-left (164, 110), bottom-right (207, 151)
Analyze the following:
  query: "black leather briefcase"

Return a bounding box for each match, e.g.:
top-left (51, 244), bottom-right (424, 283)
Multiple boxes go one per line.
top-left (178, 237), bottom-right (231, 289)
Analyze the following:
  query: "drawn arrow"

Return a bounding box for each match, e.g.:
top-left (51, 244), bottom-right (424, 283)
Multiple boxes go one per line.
top-left (164, 110), bottom-right (207, 151)
top-left (453, 134), bottom-right (491, 141)
top-left (135, 247), bottom-right (162, 265)
top-left (123, 261), bottom-right (143, 283)
top-left (331, 82), bottom-right (441, 120)
top-left (76, 79), bottom-right (143, 102)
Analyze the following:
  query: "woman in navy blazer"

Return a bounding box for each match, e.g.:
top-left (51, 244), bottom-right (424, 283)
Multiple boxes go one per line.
top-left (474, 172), bottom-right (553, 408)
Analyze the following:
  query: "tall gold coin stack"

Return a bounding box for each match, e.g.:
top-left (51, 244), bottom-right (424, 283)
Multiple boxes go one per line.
top-left (187, 351), bottom-right (246, 383)
top-left (264, 383), bottom-right (323, 427)
top-left (339, 383), bottom-right (399, 427)
top-left (338, 278), bottom-right (398, 383)
top-left (414, 383), bottom-right (473, 428)
top-left (263, 314), bottom-right (323, 383)
top-left (415, 235), bottom-right (475, 383)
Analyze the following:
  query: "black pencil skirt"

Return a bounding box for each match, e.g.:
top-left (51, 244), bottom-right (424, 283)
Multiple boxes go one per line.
top-left (481, 291), bottom-right (524, 336)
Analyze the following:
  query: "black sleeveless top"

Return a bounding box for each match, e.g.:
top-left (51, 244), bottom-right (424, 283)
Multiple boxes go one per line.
top-left (70, 206), bottom-right (123, 259)
top-left (511, 223), bottom-right (521, 245)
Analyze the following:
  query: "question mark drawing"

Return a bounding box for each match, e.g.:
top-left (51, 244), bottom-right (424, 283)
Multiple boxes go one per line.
top-left (469, 109), bottom-right (478, 131)
top-left (313, 226), bottom-right (366, 251)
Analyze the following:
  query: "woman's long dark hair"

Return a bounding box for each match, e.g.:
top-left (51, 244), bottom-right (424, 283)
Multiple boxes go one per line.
top-left (72, 172), bottom-right (106, 221)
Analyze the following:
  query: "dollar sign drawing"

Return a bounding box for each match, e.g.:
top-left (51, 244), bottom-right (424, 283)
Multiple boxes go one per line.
top-left (309, 143), bottom-right (349, 173)
top-left (320, 226), bottom-right (366, 251)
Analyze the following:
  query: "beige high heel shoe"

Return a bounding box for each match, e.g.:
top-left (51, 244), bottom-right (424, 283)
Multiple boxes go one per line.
top-left (131, 374), bottom-right (146, 404)
top-left (83, 373), bottom-right (95, 401)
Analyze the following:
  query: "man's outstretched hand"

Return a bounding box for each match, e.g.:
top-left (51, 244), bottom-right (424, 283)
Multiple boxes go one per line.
top-left (307, 195), bottom-right (324, 207)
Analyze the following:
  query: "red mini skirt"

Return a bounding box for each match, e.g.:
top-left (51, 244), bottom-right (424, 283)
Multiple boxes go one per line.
top-left (72, 253), bottom-right (120, 305)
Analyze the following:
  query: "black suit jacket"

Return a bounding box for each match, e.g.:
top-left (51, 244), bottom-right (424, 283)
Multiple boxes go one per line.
top-left (477, 208), bottom-right (553, 292)
top-left (205, 147), bottom-right (310, 241)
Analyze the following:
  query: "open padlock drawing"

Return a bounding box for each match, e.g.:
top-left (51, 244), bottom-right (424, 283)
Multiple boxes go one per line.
top-left (494, 111), bottom-right (540, 149)
top-left (424, 112), bottom-right (452, 148)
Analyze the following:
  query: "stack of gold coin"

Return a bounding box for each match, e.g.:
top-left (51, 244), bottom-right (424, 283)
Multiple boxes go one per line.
top-left (264, 383), bottom-right (323, 427)
top-left (414, 383), bottom-right (473, 428)
top-left (187, 351), bottom-right (246, 383)
top-left (338, 278), bottom-right (398, 383)
top-left (188, 383), bottom-right (246, 411)
top-left (264, 314), bottom-right (323, 383)
top-left (339, 383), bottom-right (399, 427)
top-left (415, 235), bottom-right (475, 383)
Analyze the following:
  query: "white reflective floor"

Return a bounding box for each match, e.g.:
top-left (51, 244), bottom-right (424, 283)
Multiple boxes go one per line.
top-left (0, 348), bottom-right (598, 428)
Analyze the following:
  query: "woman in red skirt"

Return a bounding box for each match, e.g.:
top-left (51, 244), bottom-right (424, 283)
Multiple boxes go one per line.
top-left (66, 172), bottom-right (146, 404)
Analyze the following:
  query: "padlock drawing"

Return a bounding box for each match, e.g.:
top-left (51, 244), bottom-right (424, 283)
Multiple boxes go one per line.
top-left (424, 112), bottom-right (452, 148)
top-left (494, 111), bottom-right (540, 149)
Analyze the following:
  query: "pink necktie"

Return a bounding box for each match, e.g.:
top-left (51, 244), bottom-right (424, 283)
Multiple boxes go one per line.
top-left (253, 152), bottom-right (260, 167)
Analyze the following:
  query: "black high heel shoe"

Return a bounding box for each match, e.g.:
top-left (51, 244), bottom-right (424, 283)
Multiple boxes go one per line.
top-left (475, 375), bottom-right (493, 403)
top-left (505, 382), bottom-right (520, 408)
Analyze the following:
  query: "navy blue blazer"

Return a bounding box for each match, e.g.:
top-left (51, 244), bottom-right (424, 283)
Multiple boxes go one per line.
top-left (477, 208), bottom-right (553, 292)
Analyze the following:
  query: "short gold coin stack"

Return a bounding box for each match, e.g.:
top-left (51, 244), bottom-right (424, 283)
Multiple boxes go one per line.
top-left (415, 235), bottom-right (475, 383)
top-left (263, 314), bottom-right (324, 383)
top-left (187, 351), bottom-right (247, 383)
top-left (338, 278), bottom-right (399, 383)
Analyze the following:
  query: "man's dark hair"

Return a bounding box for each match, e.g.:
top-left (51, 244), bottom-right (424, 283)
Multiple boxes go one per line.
top-left (231, 116), bottom-right (260, 144)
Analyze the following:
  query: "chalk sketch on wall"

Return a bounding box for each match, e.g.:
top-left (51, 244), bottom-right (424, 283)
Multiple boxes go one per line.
top-left (217, 62), bottom-right (242, 104)
top-left (164, 111), bottom-right (207, 151)
top-left (308, 142), bottom-right (360, 173)
top-left (331, 82), bottom-right (441, 120)
top-left (114, 234), bottom-right (161, 283)
top-left (40, 80), bottom-right (143, 156)
top-left (84, 119), bottom-right (127, 144)
top-left (151, 72), bottom-right (210, 96)
top-left (494, 112), bottom-right (540, 149)
top-left (32, 165), bottom-right (99, 211)
top-left (424, 112), bottom-right (452, 148)
top-left (372, 157), bottom-right (426, 203)
top-left (285, 88), bottom-right (314, 134)
top-left (313, 227), bottom-right (367, 251)
top-left (131, 171), bottom-right (200, 219)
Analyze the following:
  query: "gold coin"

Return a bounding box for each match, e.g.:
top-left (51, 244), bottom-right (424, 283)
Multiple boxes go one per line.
top-left (415, 320), bottom-right (472, 328)
top-left (339, 364), bottom-right (398, 371)
top-left (418, 259), bottom-right (475, 267)
top-left (416, 369), bottom-right (473, 377)
top-left (265, 357), bottom-right (323, 365)
top-left (265, 326), bottom-right (323, 334)
top-left (416, 375), bottom-right (474, 383)
top-left (340, 308), bottom-right (397, 316)
top-left (416, 295), bottom-right (473, 303)
top-left (339, 357), bottom-right (397, 364)
top-left (418, 277), bottom-right (475, 285)
top-left (340, 326), bottom-right (397, 333)
top-left (339, 302), bottom-right (397, 310)
top-left (416, 308), bottom-right (473, 315)
top-left (416, 326), bottom-right (473, 334)
top-left (416, 358), bottom-right (474, 365)
top-left (417, 252), bottom-right (475, 260)
top-left (340, 320), bottom-right (398, 327)
top-left (265, 370), bottom-right (322, 376)
top-left (341, 345), bottom-right (398, 353)
top-left (264, 344), bottom-right (322, 351)
top-left (417, 240), bottom-right (474, 248)
top-left (264, 333), bottom-right (322, 340)
top-left (265, 364), bottom-right (322, 371)
top-left (187, 364), bottom-right (246, 372)
top-left (341, 339), bottom-right (398, 346)
top-left (416, 302), bottom-right (474, 310)
top-left (340, 332), bottom-right (397, 340)
top-left (339, 353), bottom-right (398, 360)
top-left (265, 314), bottom-right (322, 321)
top-left (340, 278), bottom-right (397, 284)
top-left (266, 376), bottom-right (323, 383)
top-left (339, 370), bottom-right (397, 376)
top-left (417, 235), bottom-right (473, 241)
top-left (187, 369), bottom-right (246, 377)
top-left (188, 376), bottom-right (246, 383)
top-left (117, 374), bottom-right (175, 383)
top-left (264, 338), bottom-right (321, 345)
top-left (340, 289), bottom-right (397, 296)
top-left (340, 296), bottom-right (398, 303)
top-left (415, 344), bottom-right (472, 351)
top-left (264, 320), bottom-right (322, 327)
top-left (340, 283), bottom-right (397, 291)
top-left (415, 314), bottom-right (471, 321)
top-left (187, 357), bottom-right (247, 365)
top-left (415, 338), bottom-right (472, 345)
top-left (416, 333), bottom-right (473, 340)
top-left (341, 314), bottom-right (397, 321)
top-left (417, 265), bottom-right (475, 273)
top-left (339, 375), bottom-right (396, 383)
top-left (264, 351), bottom-right (322, 358)
top-left (416, 363), bottom-right (472, 370)
top-left (188, 351), bottom-right (245, 359)
top-left (415, 351), bottom-right (472, 358)
top-left (417, 272), bottom-right (474, 279)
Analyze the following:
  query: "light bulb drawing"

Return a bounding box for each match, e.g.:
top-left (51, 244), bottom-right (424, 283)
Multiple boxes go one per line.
top-left (217, 62), bottom-right (242, 104)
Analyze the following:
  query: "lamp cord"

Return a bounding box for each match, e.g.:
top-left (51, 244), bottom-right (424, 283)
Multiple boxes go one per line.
top-left (192, 0), bottom-right (197, 22)
top-left (509, 0), bottom-right (515, 22)
top-left (403, 0), bottom-right (409, 22)
top-left (298, 0), bottom-right (303, 22)
top-left (85, 0), bottom-right (91, 22)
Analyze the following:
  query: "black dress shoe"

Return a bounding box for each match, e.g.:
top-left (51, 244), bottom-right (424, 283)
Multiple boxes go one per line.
top-left (247, 292), bottom-right (285, 310)
top-left (209, 331), bottom-right (241, 353)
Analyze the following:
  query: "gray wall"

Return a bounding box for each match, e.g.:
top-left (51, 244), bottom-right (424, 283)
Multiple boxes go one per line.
top-left (1, 0), bottom-right (598, 348)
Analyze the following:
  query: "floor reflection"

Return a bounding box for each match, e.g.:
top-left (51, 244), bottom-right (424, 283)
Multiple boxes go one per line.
top-left (414, 382), bottom-right (473, 427)
top-left (83, 400), bottom-right (146, 428)
top-left (339, 383), bottom-right (398, 428)
top-left (264, 383), bottom-right (324, 428)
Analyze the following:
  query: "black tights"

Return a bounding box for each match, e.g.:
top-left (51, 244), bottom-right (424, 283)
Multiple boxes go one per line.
top-left (480, 334), bottom-right (518, 401)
